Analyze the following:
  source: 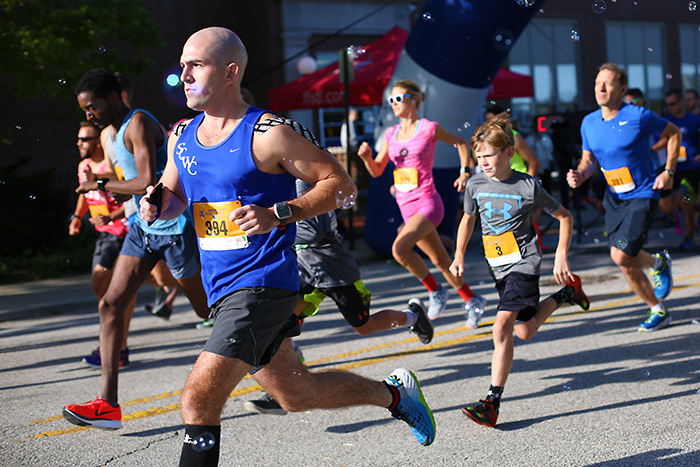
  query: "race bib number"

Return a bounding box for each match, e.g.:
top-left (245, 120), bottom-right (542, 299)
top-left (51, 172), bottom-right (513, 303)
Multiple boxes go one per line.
top-left (393, 168), bottom-right (418, 192)
top-left (114, 166), bottom-right (125, 181)
top-left (603, 166), bottom-right (635, 193)
top-left (88, 204), bottom-right (110, 218)
top-left (678, 146), bottom-right (687, 163)
top-left (193, 201), bottom-right (249, 251)
top-left (483, 231), bottom-right (522, 267)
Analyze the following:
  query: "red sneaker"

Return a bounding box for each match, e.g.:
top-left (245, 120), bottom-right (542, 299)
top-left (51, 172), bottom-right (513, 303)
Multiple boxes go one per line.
top-left (63, 397), bottom-right (122, 430)
top-left (462, 399), bottom-right (499, 427)
top-left (566, 274), bottom-right (590, 311)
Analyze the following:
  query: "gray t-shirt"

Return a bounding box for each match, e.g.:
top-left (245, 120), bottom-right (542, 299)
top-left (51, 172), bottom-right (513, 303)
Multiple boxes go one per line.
top-left (464, 171), bottom-right (560, 279)
top-left (295, 180), bottom-right (361, 288)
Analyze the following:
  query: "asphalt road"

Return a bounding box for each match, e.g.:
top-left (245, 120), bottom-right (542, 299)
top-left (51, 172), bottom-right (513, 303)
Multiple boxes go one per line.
top-left (1, 215), bottom-right (699, 466)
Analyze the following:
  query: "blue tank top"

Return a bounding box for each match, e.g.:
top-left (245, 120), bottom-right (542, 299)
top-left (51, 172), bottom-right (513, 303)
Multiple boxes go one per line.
top-left (115, 108), bottom-right (189, 235)
top-left (176, 106), bottom-right (298, 305)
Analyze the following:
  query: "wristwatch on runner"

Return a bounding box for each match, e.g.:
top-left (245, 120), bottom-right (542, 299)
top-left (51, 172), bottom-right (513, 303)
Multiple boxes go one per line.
top-left (273, 201), bottom-right (293, 226)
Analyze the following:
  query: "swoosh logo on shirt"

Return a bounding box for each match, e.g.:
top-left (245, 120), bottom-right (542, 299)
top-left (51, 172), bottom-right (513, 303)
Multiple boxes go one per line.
top-left (619, 121), bottom-right (629, 126)
top-left (230, 148), bottom-right (240, 153)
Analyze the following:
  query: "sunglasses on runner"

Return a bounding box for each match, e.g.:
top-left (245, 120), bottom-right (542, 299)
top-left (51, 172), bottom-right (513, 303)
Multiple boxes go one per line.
top-left (77, 136), bottom-right (99, 143)
top-left (388, 93), bottom-right (413, 104)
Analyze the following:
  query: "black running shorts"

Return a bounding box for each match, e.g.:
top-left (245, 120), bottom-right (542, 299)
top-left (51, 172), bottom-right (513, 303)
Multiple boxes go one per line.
top-left (492, 271), bottom-right (540, 323)
top-left (603, 192), bottom-right (657, 257)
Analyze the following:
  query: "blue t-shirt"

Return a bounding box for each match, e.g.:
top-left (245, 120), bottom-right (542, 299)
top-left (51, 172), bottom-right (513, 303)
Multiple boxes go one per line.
top-left (664, 111), bottom-right (700, 172)
top-left (175, 106), bottom-right (298, 306)
top-left (581, 103), bottom-right (668, 200)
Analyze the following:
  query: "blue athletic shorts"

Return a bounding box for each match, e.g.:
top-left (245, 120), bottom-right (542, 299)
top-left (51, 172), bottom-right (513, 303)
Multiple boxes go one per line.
top-left (92, 231), bottom-right (125, 270)
top-left (119, 222), bottom-right (200, 279)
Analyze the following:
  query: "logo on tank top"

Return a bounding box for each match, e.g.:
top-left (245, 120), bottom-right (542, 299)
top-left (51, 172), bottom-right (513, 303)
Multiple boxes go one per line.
top-left (176, 142), bottom-right (197, 175)
top-left (399, 147), bottom-right (409, 157)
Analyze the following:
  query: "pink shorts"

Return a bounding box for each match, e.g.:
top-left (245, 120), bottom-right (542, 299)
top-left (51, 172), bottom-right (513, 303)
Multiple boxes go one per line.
top-left (397, 191), bottom-right (444, 227)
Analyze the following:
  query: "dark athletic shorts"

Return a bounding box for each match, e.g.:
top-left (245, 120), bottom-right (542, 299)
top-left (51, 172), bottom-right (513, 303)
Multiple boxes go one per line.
top-left (204, 287), bottom-right (300, 368)
top-left (92, 231), bottom-right (125, 270)
top-left (119, 222), bottom-right (200, 279)
top-left (603, 191), bottom-right (657, 257)
top-left (491, 271), bottom-right (540, 323)
top-left (299, 279), bottom-right (372, 328)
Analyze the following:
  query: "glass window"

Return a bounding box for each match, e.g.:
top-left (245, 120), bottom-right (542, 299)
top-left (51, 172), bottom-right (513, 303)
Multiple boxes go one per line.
top-left (606, 21), bottom-right (666, 101)
top-left (679, 23), bottom-right (700, 91)
top-left (509, 18), bottom-right (582, 127)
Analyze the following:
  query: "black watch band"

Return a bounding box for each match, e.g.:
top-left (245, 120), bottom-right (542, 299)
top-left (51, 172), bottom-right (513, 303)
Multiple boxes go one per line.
top-left (97, 178), bottom-right (109, 191)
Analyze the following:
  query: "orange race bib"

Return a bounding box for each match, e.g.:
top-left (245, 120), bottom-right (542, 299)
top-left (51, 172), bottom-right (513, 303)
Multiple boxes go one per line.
top-left (393, 168), bottom-right (418, 192)
top-left (193, 201), bottom-right (249, 250)
top-left (678, 146), bottom-right (687, 163)
top-left (88, 204), bottom-right (110, 218)
top-left (483, 231), bottom-right (522, 267)
top-left (114, 166), bottom-right (125, 181)
top-left (602, 166), bottom-right (635, 193)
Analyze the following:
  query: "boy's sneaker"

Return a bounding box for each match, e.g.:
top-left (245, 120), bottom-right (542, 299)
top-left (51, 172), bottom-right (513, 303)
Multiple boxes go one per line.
top-left (638, 305), bottom-right (672, 332)
top-left (407, 298), bottom-right (434, 344)
top-left (462, 399), bottom-right (499, 427)
top-left (243, 393), bottom-right (287, 415)
top-left (385, 368), bottom-right (436, 446)
top-left (651, 251), bottom-right (673, 299)
top-left (195, 318), bottom-right (215, 329)
top-left (465, 294), bottom-right (487, 329)
top-left (565, 274), bottom-right (590, 311)
top-left (63, 397), bottom-right (123, 430)
top-left (427, 285), bottom-right (449, 320)
top-left (145, 301), bottom-right (172, 320)
top-left (83, 348), bottom-right (130, 369)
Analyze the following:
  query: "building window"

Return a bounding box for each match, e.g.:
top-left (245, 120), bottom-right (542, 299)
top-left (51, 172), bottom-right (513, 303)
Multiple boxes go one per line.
top-left (509, 18), bottom-right (582, 130)
top-left (679, 23), bottom-right (700, 92)
top-left (606, 21), bottom-right (666, 104)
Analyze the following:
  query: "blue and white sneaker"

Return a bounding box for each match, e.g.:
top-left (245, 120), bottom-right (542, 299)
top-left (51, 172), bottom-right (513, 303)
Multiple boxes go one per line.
top-left (385, 368), bottom-right (436, 446)
top-left (651, 251), bottom-right (673, 299)
top-left (465, 294), bottom-right (487, 329)
top-left (638, 305), bottom-right (672, 332)
top-left (427, 285), bottom-right (449, 320)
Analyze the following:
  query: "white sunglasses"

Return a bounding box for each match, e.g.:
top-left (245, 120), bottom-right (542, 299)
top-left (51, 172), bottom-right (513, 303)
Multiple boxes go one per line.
top-left (387, 93), bottom-right (413, 104)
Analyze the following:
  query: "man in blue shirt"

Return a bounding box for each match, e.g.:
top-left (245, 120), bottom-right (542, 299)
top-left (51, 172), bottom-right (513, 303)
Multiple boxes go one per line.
top-left (567, 63), bottom-right (681, 332)
top-left (660, 88), bottom-right (700, 250)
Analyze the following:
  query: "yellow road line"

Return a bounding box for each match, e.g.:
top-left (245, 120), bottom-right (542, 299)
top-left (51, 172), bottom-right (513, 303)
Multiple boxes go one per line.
top-left (26, 274), bottom-right (699, 439)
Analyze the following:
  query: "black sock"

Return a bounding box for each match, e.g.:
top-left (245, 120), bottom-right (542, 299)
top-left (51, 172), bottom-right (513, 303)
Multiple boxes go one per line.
top-left (384, 381), bottom-right (400, 412)
top-left (179, 424), bottom-right (221, 467)
top-left (485, 385), bottom-right (504, 410)
top-left (551, 286), bottom-right (574, 307)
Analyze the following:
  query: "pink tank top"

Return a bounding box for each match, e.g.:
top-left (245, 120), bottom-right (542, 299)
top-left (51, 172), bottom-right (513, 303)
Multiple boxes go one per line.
top-left (384, 118), bottom-right (440, 205)
top-left (81, 159), bottom-right (128, 238)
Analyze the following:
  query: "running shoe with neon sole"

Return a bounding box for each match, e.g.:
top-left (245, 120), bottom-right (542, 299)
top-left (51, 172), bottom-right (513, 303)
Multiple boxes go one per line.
top-left (427, 285), bottom-right (449, 320)
top-left (465, 294), bottom-right (487, 329)
top-left (244, 393), bottom-right (288, 415)
top-left (385, 368), bottom-right (436, 446)
top-left (408, 298), bottom-right (434, 344)
top-left (462, 399), bottom-right (499, 427)
top-left (63, 397), bottom-right (122, 430)
top-left (195, 318), bottom-right (215, 329)
top-left (651, 251), bottom-right (673, 299)
top-left (565, 274), bottom-right (590, 311)
top-left (82, 348), bottom-right (130, 369)
top-left (638, 305), bottom-right (672, 332)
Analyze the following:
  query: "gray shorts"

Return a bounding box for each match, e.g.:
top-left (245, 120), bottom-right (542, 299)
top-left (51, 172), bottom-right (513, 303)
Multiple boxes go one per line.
top-left (204, 287), bottom-right (300, 368)
top-left (119, 222), bottom-right (200, 279)
top-left (92, 231), bottom-right (125, 270)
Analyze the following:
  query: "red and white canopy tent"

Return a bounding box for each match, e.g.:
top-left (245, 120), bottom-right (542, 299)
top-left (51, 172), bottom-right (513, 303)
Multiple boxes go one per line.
top-left (268, 26), bottom-right (533, 112)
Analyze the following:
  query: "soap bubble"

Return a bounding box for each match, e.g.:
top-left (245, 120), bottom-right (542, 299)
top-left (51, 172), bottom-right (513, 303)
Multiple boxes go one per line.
top-left (562, 384), bottom-right (571, 391)
top-left (58, 79), bottom-right (66, 85)
top-left (690, 1), bottom-right (697, 11)
top-left (493, 30), bottom-right (515, 52)
top-left (98, 46), bottom-right (107, 53)
top-left (592, 0), bottom-right (606, 14)
top-left (665, 73), bottom-right (673, 80)
top-left (192, 432), bottom-right (216, 452)
top-left (422, 12), bottom-right (434, 21)
top-left (515, 0), bottom-right (535, 7)
top-left (617, 237), bottom-right (628, 250)
top-left (336, 190), bottom-right (356, 210)
top-left (571, 29), bottom-right (580, 41)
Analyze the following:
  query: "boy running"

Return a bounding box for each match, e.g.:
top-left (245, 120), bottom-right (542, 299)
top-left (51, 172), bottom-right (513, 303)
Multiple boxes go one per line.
top-left (449, 113), bottom-right (590, 427)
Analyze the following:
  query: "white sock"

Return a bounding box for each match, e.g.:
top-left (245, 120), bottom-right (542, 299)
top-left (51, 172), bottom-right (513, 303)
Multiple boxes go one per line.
top-left (652, 255), bottom-right (663, 271)
top-left (403, 309), bottom-right (418, 327)
top-left (651, 302), bottom-right (665, 313)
